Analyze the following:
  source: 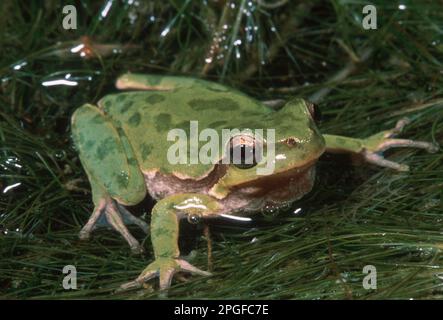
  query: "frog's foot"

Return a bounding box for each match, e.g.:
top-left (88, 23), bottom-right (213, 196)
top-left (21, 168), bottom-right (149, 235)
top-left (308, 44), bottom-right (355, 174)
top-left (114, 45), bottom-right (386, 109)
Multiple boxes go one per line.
top-left (79, 198), bottom-right (149, 254)
top-left (362, 118), bottom-right (439, 171)
top-left (119, 257), bottom-right (211, 292)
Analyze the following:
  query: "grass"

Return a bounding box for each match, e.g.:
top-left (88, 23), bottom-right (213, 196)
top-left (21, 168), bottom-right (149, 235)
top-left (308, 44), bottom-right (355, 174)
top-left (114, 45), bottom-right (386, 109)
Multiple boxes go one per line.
top-left (1, 0), bottom-right (443, 299)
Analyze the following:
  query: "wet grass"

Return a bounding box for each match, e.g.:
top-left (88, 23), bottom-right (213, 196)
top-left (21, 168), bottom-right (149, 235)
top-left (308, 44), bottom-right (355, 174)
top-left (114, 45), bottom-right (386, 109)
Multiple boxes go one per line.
top-left (1, 0), bottom-right (443, 299)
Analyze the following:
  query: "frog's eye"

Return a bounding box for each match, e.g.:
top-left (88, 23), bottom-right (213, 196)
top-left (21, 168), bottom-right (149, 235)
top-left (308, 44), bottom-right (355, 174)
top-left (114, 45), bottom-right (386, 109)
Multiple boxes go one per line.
top-left (229, 135), bottom-right (262, 169)
top-left (187, 213), bottom-right (201, 224)
top-left (306, 101), bottom-right (322, 122)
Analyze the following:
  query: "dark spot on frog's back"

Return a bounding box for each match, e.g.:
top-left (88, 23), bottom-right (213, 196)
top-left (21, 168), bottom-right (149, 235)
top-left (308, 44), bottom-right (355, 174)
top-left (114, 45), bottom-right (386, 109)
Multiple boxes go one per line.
top-left (116, 94), bottom-right (127, 103)
top-left (128, 112), bottom-right (141, 127)
top-left (140, 143), bottom-right (153, 160)
top-left (115, 171), bottom-right (129, 189)
top-left (175, 120), bottom-right (191, 136)
top-left (116, 127), bottom-right (127, 137)
top-left (128, 158), bottom-right (137, 166)
top-left (155, 113), bottom-right (172, 131)
top-left (241, 111), bottom-right (264, 117)
top-left (209, 120), bottom-right (227, 128)
top-left (188, 98), bottom-right (239, 111)
top-left (146, 94), bottom-right (165, 105)
top-left (120, 100), bottom-right (134, 113)
top-left (96, 137), bottom-right (116, 160)
top-left (84, 140), bottom-right (95, 150)
top-left (91, 114), bottom-right (103, 124)
top-left (104, 100), bottom-right (112, 111)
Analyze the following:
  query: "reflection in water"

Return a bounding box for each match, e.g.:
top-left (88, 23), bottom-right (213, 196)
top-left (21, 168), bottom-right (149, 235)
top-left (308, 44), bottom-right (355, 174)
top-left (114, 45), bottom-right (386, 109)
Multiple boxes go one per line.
top-left (2, 182), bottom-right (21, 194)
top-left (41, 79), bottom-right (78, 87)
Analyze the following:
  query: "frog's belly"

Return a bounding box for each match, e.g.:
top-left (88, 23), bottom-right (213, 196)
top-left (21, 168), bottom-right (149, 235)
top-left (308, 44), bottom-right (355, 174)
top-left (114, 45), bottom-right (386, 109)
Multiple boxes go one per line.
top-left (143, 165), bottom-right (316, 216)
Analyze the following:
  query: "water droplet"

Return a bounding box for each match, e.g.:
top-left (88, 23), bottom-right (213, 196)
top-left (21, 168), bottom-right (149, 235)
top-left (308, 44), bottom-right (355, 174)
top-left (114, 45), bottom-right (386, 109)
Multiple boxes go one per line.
top-left (54, 150), bottom-right (66, 160)
top-left (234, 39), bottom-right (242, 46)
top-left (160, 27), bottom-right (170, 37)
top-left (11, 61), bottom-right (27, 71)
top-left (100, 0), bottom-right (113, 19)
top-left (235, 47), bottom-right (241, 59)
top-left (120, 171), bottom-right (129, 181)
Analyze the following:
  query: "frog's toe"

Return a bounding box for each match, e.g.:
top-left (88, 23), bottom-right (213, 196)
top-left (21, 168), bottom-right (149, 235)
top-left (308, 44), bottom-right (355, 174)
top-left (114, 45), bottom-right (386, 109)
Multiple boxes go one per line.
top-left (361, 118), bottom-right (439, 171)
top-left (363, 151), bottom-right (410, 171)
top-left (129, 243), bottom-right (145, 255)
top-left (375, 138), bottom-right (438, 154)
top-left (363, 138), bottom-right (439, 171)
top-left (119, 258), bottom-right (211, 292)
top-left (79, 197), bottom-right (146, 253)
top-left (79, 198), bottom-right (107, 240)
top-left (177, 259), bottom-right (212, 277)
top-left (159, 268), bottom-right (176, 290)
top-left (384, 117), bottom-right (411, 138)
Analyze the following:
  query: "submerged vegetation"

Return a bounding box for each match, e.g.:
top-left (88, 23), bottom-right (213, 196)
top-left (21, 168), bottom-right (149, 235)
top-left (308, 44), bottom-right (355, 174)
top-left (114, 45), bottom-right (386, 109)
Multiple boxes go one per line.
top-left (1, 0), bottom-right (443, 299)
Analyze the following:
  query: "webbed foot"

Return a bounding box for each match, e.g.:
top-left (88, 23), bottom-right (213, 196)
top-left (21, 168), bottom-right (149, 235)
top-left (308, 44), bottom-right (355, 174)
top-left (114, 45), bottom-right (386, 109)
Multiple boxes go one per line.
top-left (362, 118), bottom-right (439, 171)
top-left (79, 197), bottom-right (149, 254)
top-left (119, 258), bottom-right (211, 292)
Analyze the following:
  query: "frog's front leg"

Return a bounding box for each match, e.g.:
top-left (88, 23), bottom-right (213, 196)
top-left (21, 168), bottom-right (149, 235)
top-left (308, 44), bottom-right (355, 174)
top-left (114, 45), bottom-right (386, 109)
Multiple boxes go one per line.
top-left (120, 194), bottom-right (219, 292)
top-left (323, 118), bottom-right (439, 171)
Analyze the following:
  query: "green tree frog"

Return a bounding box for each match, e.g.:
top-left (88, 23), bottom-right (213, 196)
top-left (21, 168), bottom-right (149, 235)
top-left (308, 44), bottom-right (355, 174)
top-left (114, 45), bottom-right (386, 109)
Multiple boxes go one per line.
top-left (71, 73), bottom-right (438, 291)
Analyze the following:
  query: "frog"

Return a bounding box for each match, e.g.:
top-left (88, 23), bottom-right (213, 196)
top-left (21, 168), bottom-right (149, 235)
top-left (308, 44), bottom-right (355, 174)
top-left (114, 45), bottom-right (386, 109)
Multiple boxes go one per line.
top-left (71, 73), bottom-right (438, 291)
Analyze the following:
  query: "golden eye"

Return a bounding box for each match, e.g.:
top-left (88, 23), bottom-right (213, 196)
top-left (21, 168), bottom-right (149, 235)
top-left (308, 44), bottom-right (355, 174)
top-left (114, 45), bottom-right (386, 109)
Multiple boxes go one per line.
top-left (229, 135), bottom-right (262, 169)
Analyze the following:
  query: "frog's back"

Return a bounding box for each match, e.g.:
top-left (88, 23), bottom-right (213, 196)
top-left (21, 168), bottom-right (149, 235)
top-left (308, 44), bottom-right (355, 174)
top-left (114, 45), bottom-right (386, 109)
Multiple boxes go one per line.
top-left (98, 86), bottom-right (271, 178)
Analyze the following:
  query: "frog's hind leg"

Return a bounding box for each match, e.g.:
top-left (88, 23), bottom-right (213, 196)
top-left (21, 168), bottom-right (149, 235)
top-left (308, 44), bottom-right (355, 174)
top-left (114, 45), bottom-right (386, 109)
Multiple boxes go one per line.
top-left (72, 104), bottom-right (148, 253)
top-left (115, 73), bottom-right (230, 92)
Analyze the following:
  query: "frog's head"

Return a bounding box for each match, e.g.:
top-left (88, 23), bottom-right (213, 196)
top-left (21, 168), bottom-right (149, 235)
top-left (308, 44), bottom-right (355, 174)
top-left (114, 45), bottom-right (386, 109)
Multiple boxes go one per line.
top-left (210, 98), bottom-right (326, 215)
